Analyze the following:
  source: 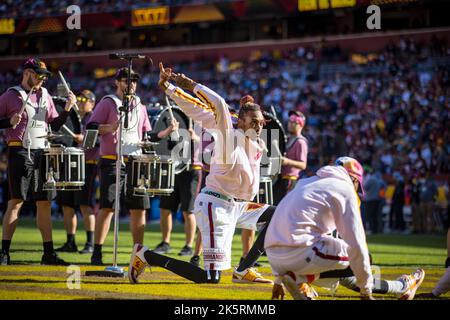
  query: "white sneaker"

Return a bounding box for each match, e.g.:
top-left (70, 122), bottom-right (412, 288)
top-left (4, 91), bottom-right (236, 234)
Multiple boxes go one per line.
top-left (398, 268), bottom-right (425, 300)
top-left (232, 267), bottom-right (273, 284)
top-left (128, 244), bottom-right (148, 284)
top-left (281, 273), bottom-right (318, 300)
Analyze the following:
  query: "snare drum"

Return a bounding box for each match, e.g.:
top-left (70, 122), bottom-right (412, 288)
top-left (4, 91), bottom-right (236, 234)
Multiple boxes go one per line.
top-left (128, 154), bottom-right (175, 196)
top-left (255, 176), bottom-right (273, 205)
top-left (40, 145), bottom-right (85, 191)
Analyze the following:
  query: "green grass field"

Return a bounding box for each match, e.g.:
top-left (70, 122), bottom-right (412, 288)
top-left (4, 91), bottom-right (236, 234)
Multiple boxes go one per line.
top-left (0, 217), bottom-right (449, 300)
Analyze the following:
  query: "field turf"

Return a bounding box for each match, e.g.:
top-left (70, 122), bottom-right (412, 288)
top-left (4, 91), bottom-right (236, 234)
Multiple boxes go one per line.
top-left (0, 218), bottom-right (449, 300)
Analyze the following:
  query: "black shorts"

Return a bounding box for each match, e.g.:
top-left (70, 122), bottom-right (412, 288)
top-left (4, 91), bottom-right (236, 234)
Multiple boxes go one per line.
top-left (99, 158), bottom-right (150, 210)
top-left (159, 168), bottom-right (202, 213)
top-left (56, 189), bottom-right (77, 208)
top-left (7, 146), bottom-right (55, 202)
top-left (55, 162), bottom-right (98, 209)
top-left (76, 162), bottom-right (98, 207)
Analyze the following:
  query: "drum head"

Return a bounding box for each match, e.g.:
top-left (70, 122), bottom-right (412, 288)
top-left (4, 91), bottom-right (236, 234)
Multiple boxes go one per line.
top-left (150, 106), bottom-right (190, 174)
top-left (64, 147), bottom-right (84, 154)
top-left (260, 176), bottom-right (273, 183)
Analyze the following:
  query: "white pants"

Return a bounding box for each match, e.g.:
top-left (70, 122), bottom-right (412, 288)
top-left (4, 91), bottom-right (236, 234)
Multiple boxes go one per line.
top-left (194, 192), bottom-right (269, 270)
top-left (266, 236), bottom-right (350, 283)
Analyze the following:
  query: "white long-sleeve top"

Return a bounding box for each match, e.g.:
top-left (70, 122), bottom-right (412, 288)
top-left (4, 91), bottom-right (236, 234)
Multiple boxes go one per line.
top-left (165, 83), bottom-right (263, 201)
top-left (264, 165), bottom-right (373, 294)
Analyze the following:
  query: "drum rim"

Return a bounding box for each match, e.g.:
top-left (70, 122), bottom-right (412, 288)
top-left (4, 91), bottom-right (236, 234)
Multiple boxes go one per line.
top-left (134, 188), bottom-right (174, 192)
top-left (44, 147), bottom-right (85, 155)
top-left (130, 154), bottom-right (161, 161)
top-left (133, 188), bottom-right (175, 196)
top-left (150, 105), bottom-right (189, 128)
top-left (130, 154), bottom-right (174, 163)
top-left (63, 147), bottom-right (85, 152)
top-left (45, 182), bottom-right (85, 186)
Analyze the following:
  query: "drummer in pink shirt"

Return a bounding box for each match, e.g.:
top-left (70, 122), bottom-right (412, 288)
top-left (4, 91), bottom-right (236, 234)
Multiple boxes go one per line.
top-left (0, 58), bottom-right (77, 266)
top-left (55, 89), bottom-right (99, 255)
top-left (86, 68), bottom-right (178, 265)
top-left (273, 110), bottom-right (308, 205)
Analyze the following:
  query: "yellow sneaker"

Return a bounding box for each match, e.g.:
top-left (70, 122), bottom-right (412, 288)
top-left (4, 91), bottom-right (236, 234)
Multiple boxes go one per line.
top-left (398, 268), bottom-right (425, 300)
top-left (128, 244), bottom-right (148, 284)
top-left (232, 267), bottom-right (273, 284)
top-left (282, 273), bottom-right (318, 300)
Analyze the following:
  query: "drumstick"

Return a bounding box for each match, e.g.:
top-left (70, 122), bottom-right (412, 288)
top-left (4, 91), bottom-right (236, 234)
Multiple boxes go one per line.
top-left (165, 96), bottom-right (180, 140)
top-left (58, 71), bottom-right (79, 112)
top-left (270, 105), bottom-right (277, 118)
top-left (13, 86), bottom-right (36, 129)
top-left (272, 139), bottom-right (283, 156)
top-left (61, 125), bottom-right (76, 138)
top-left (272, 138), bottom-right (283, 174)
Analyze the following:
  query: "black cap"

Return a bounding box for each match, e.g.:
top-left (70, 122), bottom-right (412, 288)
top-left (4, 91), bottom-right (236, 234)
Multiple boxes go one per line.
top-left (288, 110), bottom-right (305, 118)
top-left (80, 89), bottom-right (96, 102)
top-left (22, 58), bottom-right (51, 76)
top-left (114, 67), bottom-right (140, 81)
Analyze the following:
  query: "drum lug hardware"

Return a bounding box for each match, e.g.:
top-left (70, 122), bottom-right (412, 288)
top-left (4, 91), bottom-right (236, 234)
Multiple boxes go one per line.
top-left (136, 175), bottom-right (147, 193)
top-left (46, 168), bottom-right (56, 188)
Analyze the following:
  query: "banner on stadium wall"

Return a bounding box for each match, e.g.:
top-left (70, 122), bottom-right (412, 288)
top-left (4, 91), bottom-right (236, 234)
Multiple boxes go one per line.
top-left (131, 6), bottom-right (169, 27)
top-left (331, 0), bottom-right (356, 9)
top-left (26, 18), bottom-right (64, 34)
top-left (298, 0), bottom-right (356, 11)
top-left (0, 18), bottom-right (14, 34)
top-left (172, 5), bottom-right (225, 24)
top-left (94, 68), bottom-right (120, 79)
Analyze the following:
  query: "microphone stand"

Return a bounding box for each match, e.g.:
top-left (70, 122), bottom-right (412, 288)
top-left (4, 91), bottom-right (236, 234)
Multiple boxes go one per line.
top-left (86, 56), bottom-right (135, 278)
top-left (108, 57), bottom-right (135, 277)
top-left (120, 58), bottom-right (133, 130)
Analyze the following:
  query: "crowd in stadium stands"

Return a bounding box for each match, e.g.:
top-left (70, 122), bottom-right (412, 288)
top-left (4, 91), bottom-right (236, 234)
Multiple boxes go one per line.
top-left (0, 36), bottom-right (449, 234)
top-left (0, 0), bottom-right (235, 18)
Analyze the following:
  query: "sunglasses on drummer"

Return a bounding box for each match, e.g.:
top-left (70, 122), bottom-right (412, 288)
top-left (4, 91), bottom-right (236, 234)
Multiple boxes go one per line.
top-left (29, 70), bottom-right (48, 81)
top-left (77, 96), bottom-right (89, 103)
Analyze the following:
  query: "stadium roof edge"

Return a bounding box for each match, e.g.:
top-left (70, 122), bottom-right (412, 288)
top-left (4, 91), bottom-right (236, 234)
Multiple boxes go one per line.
top-left (0, 26), bottom-right (449, 64)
